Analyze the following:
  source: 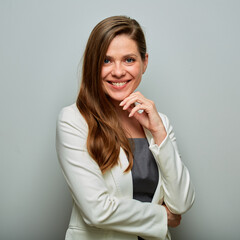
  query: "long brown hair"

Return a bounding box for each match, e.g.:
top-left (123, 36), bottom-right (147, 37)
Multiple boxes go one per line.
top-left (76, 16), bottom-right (147, 173)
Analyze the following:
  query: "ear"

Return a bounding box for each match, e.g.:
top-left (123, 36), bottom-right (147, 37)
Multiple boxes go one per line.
top-left (142, 53), bottom-right (149, 74)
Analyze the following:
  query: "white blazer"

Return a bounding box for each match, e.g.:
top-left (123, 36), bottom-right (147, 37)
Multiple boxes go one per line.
top-left (56, 103), bottom-right (195, 240)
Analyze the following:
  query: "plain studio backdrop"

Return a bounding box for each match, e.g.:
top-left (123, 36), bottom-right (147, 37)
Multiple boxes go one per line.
top-left (1, 0), bottom-right (239, 239)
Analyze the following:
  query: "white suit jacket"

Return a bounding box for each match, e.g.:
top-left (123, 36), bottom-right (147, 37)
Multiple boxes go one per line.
top-left (56, 103), bottom-right (195, 240)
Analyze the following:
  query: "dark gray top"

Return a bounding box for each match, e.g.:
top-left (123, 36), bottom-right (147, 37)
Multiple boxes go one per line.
top-left (130, 138), bottom-right (159, 240)
top-left (130, 138), bottom-right (159, 203)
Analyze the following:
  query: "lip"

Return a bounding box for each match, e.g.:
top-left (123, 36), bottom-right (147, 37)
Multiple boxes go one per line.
top-left (106, 80), bottom-right (131, 90)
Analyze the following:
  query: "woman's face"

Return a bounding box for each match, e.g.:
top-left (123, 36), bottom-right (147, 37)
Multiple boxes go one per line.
top-left (101, 34), bottom-right (148, 103)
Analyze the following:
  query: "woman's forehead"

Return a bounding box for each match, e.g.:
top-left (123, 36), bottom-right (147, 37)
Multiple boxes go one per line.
top-left (106, 35), bottom-right (139, 56)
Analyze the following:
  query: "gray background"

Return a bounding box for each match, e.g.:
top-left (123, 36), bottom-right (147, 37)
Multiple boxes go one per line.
top-left (1, 0), bottom-right (239, 239)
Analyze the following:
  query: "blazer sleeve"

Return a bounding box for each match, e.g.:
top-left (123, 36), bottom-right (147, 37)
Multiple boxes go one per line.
top-left (56, 106), bottom-right (168, 240)
top-left (148, 113), bottom-right (195, 214)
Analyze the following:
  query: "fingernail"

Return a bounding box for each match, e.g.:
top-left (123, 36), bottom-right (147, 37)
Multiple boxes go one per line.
top-left (119, 101), bottom-right (123, 106)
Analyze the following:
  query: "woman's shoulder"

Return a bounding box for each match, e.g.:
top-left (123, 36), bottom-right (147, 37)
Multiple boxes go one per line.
top-left (57, 102), bottom-right (88, 129)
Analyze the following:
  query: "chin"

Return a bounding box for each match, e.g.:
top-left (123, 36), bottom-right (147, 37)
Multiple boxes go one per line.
top-left (105, 93), bottom-right (126, 104)
top-left (110, 96), bottom-right (125, 103)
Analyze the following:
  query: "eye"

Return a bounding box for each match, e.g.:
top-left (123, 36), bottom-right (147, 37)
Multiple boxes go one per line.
top-left (104, 58), bottom-right (110, 64)
top-left (125, 58), bottom-right (135, 63)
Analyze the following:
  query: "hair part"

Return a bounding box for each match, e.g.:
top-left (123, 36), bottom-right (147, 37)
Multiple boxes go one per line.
top-left (77, 16), bottom-right (147, 173)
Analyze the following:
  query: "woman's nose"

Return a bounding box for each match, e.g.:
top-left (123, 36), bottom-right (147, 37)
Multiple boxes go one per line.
top-left (111, 63), bottom-right (126, 78)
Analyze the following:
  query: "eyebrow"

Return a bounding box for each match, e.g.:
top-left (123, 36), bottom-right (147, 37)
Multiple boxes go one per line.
top-left (105, 54), bottom-right (138, 58)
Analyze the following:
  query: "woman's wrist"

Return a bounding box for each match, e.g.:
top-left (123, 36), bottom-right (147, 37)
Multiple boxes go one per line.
top-left (150, 127), bottom-right (167, 146)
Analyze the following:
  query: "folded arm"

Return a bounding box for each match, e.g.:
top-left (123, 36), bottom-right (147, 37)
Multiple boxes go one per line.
top-left (148, 113), bottom-right (195, 214)
top-left (56, 106), bottom-right (168, 240)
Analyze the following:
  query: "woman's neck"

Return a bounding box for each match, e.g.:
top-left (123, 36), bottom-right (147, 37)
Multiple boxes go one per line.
top-left (112, 100), bottom-right (129, 119)
top-left (112, 100), bottom-right (146, 138)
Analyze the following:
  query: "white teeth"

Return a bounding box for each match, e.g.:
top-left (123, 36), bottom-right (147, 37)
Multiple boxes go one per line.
top-left (111, 82), bottom-right (127, 86)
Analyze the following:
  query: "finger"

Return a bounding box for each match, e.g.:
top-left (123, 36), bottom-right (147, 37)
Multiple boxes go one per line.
top-left (122, 96), bottom-right (145, 110)
top-left (119, 91), bottom-right (145, 107)
top-left (119, 94), bottom-right (137, 106)
top-left (128, 103), bottom-right (146, 117)
top-left (125, 104), bottom-right (134, 113)
top-left (131, 91), bottom-right (145, 98)
top-left (174, 215), bottom-right (181, 221)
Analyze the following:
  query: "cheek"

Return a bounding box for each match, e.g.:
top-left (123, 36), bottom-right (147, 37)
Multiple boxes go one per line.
top-left (133, 68), bottom-right (143, 81)
top-left (101, 66), bottom-right (110, 79)
top-left (131, 64), bottom-right (143, 78)
top-left (101, 78), bottom-right (109, 95)
top-left (101, 79), bottom-right (107, 91)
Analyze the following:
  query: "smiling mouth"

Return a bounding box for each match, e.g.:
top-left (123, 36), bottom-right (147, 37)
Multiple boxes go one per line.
top-left (107, 80), bottom-right (130, 87)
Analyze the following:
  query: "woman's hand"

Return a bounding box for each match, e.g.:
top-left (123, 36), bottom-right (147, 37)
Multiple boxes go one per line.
top-left (120, 91), bottom-right (167, 145)
top-left (163, 205), bottom-right (182, 228)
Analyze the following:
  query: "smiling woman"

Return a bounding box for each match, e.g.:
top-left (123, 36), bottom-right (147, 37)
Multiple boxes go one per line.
top-left (101, 34), bottom-right (148, 103)
top-left (56, 16), bottom-right (195, 240)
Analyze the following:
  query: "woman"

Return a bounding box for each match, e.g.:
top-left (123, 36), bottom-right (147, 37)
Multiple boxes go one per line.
top-left (56, 16), bottom-right (195, 240)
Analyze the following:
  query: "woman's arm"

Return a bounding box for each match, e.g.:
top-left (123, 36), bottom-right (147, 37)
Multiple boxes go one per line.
top-left (120, 92), bottom-right (195, 215)
top-left (148, 113), bottom-right (195, 214)
top-left (56, 105), bottom-right (168, 240)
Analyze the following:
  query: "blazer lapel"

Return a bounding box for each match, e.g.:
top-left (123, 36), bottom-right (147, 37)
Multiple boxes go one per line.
top-left (110, 148), bottom-right (133, 198)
